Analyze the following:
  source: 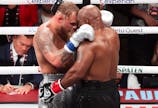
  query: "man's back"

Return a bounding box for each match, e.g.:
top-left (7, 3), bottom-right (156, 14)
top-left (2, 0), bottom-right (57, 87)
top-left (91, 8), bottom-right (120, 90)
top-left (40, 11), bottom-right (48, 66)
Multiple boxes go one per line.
top-left (59, 5), bottom-right (120, 108)
top-left (63, 27), bottom-right (120, 108)
top-left (79, 27), bottom-right (120, 82)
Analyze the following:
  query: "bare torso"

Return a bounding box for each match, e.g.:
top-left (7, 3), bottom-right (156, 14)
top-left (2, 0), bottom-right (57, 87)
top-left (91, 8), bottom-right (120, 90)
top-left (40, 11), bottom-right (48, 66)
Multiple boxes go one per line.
top-left (61, 27), bottom-right (120, 88)
top-left (33, 22), bottom-right (74, 74)
top-left (33, 39), bottom-right (57, 73)
top-left (80, 27), bottom-right (120, 82)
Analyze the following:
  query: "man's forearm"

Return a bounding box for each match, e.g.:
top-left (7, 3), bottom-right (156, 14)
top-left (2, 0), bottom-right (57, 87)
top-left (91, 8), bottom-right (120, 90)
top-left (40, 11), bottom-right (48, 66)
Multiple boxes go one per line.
top-left (46, 49), bottom-right (74, 68)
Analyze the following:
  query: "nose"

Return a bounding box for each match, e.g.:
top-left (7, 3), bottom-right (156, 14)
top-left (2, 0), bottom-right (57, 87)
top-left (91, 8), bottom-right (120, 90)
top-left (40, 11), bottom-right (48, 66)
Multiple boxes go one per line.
top-left (22, 46), bottom-right (29, 52)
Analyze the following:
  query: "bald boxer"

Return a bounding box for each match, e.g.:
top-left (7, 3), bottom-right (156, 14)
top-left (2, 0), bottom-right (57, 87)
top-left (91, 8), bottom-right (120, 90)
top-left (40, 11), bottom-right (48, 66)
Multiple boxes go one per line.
top-left (50, 5), bottom-right (120, 108)
top-left (33, 2), bottom-right (94, 108)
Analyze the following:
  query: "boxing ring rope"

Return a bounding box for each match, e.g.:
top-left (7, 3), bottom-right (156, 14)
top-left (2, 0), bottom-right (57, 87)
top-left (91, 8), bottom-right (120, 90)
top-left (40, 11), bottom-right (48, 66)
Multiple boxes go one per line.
top-left (1, 26), bottom-right (158, 35)
top-left (0, 65), bottom-right (158, 75)
top-left (0, 0), bottom-right (157, 79)
top-left (0, 0), bottom-right (158, 4)
top-left (0, 27), bottom-right (158, 74)
top-left (0, 1), bottom-right (158, 108)
top-left (0, 66), bottom-right (40, 75)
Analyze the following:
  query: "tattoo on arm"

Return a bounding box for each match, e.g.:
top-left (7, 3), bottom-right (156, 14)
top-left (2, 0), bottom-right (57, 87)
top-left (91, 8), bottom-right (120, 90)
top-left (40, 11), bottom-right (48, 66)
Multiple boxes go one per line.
top-left (35, 30), bottom-right (54, 53)
top-left (35, 29), bottom-right (74, 68)
top-left (60, 51), bottom-right (74, 68)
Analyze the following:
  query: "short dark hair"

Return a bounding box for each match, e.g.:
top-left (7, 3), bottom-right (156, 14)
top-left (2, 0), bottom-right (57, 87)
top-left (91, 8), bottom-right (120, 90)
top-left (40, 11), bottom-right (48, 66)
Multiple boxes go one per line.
top-left (15, 35), bottom-right (33, 39)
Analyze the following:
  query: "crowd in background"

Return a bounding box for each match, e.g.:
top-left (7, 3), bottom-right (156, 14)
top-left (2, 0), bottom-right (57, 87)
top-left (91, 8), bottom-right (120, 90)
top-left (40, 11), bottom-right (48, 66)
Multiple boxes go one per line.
top-left (106, 4), bottom-right (158, 89)
top-left (0, 1), bottom-right (158, 94)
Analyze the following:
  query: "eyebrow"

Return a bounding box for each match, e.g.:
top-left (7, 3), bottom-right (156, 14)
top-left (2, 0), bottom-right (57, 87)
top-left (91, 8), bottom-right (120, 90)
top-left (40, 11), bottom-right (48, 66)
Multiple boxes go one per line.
top-left (20, 41), bottom-right (32, 47)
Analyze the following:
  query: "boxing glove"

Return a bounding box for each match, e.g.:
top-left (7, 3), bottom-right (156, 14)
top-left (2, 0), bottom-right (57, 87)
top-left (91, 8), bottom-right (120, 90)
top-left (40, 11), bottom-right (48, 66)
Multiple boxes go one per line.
top-left (50, 79), bottom-right (64, 94)
top-left (64, 24), bottom-right (94, 53)
top-left (127, 74), bottom-right (140, 89)
top-left (100, 10), bottom-right (114, 26)
top-left (39, 79), bottom-right (64, 103)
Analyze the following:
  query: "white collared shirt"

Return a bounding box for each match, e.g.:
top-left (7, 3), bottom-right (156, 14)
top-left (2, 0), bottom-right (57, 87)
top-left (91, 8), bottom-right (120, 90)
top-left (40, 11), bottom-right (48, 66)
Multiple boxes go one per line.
top-left (10, 43), bottom-right (25, 66)
top-left (9, 43), bottom-right (34, 89)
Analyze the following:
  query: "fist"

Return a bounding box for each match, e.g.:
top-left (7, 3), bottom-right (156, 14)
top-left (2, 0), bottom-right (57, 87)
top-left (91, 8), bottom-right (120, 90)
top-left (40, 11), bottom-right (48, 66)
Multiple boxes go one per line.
top-left (76, 24), bottom-right (94, 41)
top-left (70, 24), bottom-right (94, 47)
top-left (100, 10), bottom-right (114, 26)
top-left (64, 24), bottom-right (94, 53)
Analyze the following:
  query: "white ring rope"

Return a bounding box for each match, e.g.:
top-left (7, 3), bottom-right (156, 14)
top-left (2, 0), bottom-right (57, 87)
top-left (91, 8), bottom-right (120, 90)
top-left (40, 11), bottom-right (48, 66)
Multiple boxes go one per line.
top-left (113, 26), bottom-right (158, 34)
top-left (0, 66), bottom-right (40, 75)
top-left (118, 65), bottom-right (158, 74)
top-left (93, 0), bottom-right (158, 4)
top-left (0, 0), bottom-right (82, 5)
top-left (0, 27), bottom-right (38, 35)
top-left (0, 1), bottom-right (158, 75)
top-left (1, 26), bottom-right (158, 35)
top-left (0, 0), bottom-right (158, 4)
top-left (0, 65), bottom-right (157, 74)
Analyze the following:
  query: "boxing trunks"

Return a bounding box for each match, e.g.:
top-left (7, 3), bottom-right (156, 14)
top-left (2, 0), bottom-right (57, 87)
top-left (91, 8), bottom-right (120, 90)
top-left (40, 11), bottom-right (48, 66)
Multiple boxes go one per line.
top-left (72, 79), bottom-right (120, 108)
top-left (38, 73), bottom-right (73, 108)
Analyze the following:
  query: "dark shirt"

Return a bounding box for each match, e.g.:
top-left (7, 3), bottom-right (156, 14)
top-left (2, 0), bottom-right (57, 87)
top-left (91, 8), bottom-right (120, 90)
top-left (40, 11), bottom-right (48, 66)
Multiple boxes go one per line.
top-left (3, 6), bottom-right (20, 26)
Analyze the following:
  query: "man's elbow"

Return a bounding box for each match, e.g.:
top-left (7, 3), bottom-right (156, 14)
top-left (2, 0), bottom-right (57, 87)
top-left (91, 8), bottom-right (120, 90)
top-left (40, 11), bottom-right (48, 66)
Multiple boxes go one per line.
top-left (71, 68), bottom-right (86, 81)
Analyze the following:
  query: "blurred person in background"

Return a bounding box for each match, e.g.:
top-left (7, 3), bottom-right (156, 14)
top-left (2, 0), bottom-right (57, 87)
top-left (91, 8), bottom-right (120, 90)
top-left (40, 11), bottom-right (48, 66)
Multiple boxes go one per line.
top-left (119, 4), bottom-right (158, 88)
top-left (0, 5), bottom-right (39, 46)
top-left (106, 4), bottom-right (134, 88)
top-left (0, 35), bottom-right (42, 95)
top-left (38, 4), bottom-right (53, 24)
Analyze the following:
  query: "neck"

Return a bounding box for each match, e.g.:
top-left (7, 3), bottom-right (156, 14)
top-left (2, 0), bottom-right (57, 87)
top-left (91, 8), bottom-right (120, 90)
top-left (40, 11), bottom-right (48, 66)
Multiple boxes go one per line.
top-left (8, 5), bottom-right (17, 9)
top-left (93, 23), bottom-right (104, 30)
top-left (47, 19), bottom-right (66, 49)
top-left (48, 18), bottom-right (57, 35)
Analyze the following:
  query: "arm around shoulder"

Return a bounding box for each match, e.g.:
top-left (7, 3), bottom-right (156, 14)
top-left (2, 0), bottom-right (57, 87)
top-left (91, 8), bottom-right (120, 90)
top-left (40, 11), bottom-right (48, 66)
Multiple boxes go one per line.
top-left (49, 45), bottom-right (95, 94)
top-left (61, 44), bottom-right (95, 88)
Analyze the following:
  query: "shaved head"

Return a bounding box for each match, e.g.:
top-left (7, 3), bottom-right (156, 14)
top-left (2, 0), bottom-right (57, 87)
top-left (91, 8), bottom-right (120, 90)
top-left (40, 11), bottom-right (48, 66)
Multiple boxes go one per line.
top-left (77, 5), bottom-right (101, 27)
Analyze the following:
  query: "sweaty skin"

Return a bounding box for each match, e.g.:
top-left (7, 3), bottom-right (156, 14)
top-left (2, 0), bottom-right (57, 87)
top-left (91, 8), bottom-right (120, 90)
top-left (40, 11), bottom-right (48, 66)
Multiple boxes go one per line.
top-left (60, 5), bottom-right (120, 88)
top-left (33, 3), bottom-right (79, 74)
top-left (34, 22), bottom-right (73, 73)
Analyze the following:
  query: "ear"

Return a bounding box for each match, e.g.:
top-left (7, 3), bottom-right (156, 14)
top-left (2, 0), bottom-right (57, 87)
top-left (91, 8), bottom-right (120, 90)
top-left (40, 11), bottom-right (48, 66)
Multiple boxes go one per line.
top-left (57, 14), bottom-right (65, 23)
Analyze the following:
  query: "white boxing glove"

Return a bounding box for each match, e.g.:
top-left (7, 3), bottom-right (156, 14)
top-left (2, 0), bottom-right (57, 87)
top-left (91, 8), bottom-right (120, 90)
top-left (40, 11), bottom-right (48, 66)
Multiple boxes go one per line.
top-left (100, 10), bottom-right (114, 26)
top-left (127, 74), bottom-right (141, 89)
top-left (64, 24), bottom-right (94, 53)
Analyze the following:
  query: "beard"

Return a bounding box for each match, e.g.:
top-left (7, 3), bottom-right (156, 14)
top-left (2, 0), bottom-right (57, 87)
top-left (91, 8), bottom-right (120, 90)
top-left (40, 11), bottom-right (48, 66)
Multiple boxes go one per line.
top-left (57, 26), bottom-right (70, 42)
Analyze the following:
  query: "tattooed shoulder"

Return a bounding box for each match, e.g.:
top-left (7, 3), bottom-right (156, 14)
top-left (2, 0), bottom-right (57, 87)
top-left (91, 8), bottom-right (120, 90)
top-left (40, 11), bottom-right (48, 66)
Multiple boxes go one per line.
top-left (35, 28), bottom-right (54, 52)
